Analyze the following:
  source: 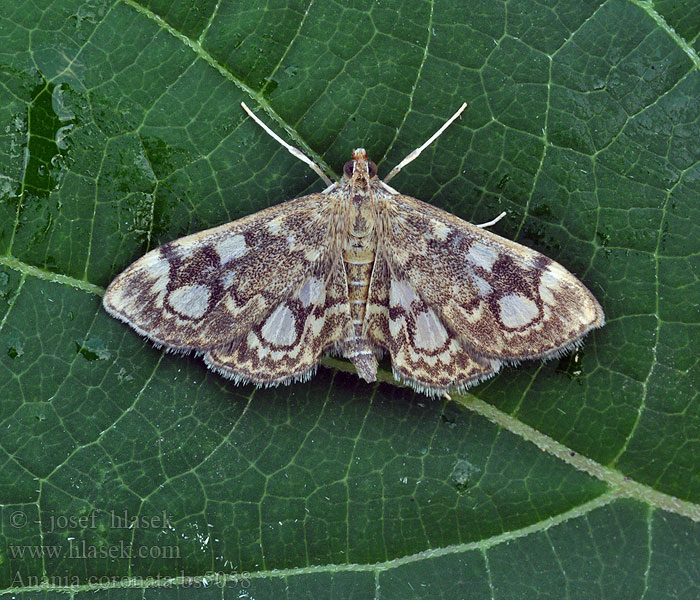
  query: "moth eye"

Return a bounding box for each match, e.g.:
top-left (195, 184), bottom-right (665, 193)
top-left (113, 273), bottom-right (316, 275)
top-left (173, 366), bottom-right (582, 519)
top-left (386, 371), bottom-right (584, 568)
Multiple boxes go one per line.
top-left (368, 161), bottom-right (377, 178)
top-left (343, 161), bottom-right (354, 176)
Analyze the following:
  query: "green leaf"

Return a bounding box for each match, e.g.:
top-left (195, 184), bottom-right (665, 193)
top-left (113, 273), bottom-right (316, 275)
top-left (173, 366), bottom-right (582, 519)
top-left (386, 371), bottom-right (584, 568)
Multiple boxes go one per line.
top-left (1, 0), bottom-right (699, 598)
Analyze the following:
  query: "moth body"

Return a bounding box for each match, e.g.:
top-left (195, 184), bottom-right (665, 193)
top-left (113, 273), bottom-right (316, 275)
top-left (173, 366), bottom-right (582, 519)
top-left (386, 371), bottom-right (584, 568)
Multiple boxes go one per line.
top-left (340, 149), bottom-right (380, 382)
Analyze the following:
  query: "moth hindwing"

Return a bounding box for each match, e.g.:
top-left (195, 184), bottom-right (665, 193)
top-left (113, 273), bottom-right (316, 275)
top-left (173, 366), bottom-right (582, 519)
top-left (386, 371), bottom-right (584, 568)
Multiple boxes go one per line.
top-left (103, 104), bottom-right (604, 397)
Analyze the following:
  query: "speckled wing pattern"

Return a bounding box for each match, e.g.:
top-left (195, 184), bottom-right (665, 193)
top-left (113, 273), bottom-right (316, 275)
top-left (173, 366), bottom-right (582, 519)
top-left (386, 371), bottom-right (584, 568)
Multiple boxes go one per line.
top-left (366, 187), bottom-right (605, 394)
top-left (365, 254), bottom-right (502, 392)
top-left (103, 193), bottom-right (352, 385)
top-left (204, 256), bottom-right (350, 385)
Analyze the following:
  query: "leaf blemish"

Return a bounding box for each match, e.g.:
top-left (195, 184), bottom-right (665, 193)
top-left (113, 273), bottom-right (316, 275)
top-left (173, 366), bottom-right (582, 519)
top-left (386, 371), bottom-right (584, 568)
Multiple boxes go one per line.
top-left (75, 337), bottom-right (111, 361)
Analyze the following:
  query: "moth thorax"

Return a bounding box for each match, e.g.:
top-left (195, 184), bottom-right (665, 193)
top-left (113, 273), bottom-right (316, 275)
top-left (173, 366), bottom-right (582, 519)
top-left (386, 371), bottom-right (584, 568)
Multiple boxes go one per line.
top-left (349, 194), bottom-right (375, 237)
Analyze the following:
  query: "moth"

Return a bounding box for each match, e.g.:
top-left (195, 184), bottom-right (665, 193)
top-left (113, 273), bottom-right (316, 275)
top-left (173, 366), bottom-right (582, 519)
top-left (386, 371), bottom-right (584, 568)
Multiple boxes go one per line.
top-left (103, 102), bottom-right (604, 396)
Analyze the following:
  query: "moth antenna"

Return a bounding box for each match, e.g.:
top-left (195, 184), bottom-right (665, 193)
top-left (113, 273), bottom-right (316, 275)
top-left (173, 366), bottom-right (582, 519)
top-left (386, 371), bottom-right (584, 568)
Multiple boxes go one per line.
top-left (241, 102), bottom-right (333, 186)
top-left (475, 211), bottom-right (507, 229)
top-left (384, 102), bottom-right (468, 183)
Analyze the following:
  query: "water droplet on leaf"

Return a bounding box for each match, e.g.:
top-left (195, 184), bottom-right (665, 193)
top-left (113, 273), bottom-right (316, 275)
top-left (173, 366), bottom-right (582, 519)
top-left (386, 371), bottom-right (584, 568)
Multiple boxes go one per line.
top-left (75, 337), bottom-right (111, 361)
top-left (497, 173), bottom-right (510, 189)
top-left (450, 459), bottom-right (481, 493)
top-left (556, 349), bottom-right (584, 379)
top-left (6, 331), bottom-right (24, 359)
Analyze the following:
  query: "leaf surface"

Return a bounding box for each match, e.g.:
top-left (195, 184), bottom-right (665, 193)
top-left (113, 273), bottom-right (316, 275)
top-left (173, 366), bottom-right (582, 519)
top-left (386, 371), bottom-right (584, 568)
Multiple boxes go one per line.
top-left (1, 0), bottom-right (699, 597)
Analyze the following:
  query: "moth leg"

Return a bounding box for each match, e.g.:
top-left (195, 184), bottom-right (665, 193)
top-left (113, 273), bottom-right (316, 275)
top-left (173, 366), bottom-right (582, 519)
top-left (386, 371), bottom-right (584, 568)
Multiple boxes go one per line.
top-left (475, 211), bottom-right (507, 229)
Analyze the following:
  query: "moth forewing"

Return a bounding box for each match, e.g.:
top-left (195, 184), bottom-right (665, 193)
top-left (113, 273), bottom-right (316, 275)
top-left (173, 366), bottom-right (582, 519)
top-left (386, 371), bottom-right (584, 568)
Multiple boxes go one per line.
top-left (379, 192), bottom-right (605, 367)
top-left (103, 193), bottom-right (340, 359)
top-left (103, 103), bottom-right (604, 397)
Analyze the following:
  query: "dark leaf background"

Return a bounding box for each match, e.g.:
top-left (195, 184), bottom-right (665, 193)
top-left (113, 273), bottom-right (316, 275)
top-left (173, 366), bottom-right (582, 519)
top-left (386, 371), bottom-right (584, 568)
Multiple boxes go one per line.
top-left (0, 0), bottom-right (699, 598)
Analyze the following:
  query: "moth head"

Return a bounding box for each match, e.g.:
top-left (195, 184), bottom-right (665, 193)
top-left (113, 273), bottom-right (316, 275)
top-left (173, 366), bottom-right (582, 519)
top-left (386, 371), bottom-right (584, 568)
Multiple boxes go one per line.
top-left (344, 148), bottom-right (378, 184)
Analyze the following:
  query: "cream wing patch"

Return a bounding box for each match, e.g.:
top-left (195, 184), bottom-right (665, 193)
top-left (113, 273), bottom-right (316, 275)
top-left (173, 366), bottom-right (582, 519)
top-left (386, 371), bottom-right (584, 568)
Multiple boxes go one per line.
top-left (215, 233), bottom-right (248, 262)
top-left (414, 310), bottom-right (449, 351)
top-left (497, 293), bottom-right (539, 328)
top-left (298, 276), bottom-right (324, 307)
top-left (467, 242), bottom-right (499, 271)
top-left (261, 304), bottom-right (297, 346)
top-left (168, 284), bottom-right (211, 319)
